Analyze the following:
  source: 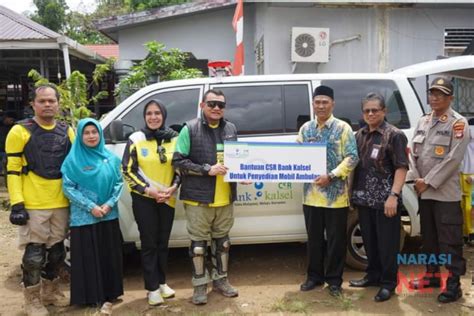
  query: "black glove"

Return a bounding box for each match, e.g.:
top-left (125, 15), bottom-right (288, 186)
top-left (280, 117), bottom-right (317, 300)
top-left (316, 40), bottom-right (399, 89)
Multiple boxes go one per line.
top-left (10, 203), bottom-right (29, 226)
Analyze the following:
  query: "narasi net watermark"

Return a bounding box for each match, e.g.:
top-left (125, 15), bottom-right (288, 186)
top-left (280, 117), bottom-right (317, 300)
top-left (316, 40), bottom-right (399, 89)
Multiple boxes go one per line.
top-left (396, 253), bottom-right (452, 295)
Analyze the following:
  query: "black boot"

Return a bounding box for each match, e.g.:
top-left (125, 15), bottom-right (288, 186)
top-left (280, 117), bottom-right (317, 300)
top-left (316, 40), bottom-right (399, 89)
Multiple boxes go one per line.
top-left (408, 266), bottom-right (441, 290)
top-left (438, 276), bottom-right (462, 303)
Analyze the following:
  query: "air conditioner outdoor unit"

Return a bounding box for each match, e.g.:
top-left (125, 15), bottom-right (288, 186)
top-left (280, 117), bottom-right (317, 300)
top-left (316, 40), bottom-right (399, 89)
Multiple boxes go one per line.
top-left (291, 27), bottom-right (329, 63)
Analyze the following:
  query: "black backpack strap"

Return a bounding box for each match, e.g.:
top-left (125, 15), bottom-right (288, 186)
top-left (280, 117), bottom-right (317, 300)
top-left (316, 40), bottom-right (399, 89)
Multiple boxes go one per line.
top-left (18, 118), bottom-right (38, 133)
top-left (6, 152), bottom-right (23, 157)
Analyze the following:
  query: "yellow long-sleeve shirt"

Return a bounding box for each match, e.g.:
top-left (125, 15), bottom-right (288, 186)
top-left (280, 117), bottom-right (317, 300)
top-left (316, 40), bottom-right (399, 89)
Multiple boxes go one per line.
top-left (6, 122), bottom-right (75, 209)
top-left (122, 131), bottom-right (179, 208)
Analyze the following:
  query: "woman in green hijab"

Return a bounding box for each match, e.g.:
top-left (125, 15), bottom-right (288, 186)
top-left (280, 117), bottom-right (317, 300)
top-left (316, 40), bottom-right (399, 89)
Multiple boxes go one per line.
top-left (61, 118), bottom-right (124, 315)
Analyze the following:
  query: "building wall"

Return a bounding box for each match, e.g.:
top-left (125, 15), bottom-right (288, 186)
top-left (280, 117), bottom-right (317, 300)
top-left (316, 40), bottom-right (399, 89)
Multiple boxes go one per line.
top-left (115, 3), bottom-right (473, 77)
top-left (257, 3), bottom-right (474, 75)
top-left (259, 4), bottom-right (377, 74)
top-left (388, 7), bottom-right (474, 70)
top-left (118, 5), bottom-right (256, 75)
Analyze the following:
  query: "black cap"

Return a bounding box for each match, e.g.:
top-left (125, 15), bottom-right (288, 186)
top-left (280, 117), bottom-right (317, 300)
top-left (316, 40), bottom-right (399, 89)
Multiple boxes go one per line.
top-left (428, 77), bottom-right (453, 96)
top-left (313, 85), bottom-right (334, 100)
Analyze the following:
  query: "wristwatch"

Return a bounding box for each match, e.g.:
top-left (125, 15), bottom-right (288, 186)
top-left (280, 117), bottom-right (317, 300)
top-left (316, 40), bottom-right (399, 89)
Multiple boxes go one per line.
top-left (202, 163), bottom-right (212, 175)
top-left (390, 191), bottom-right (400, 198)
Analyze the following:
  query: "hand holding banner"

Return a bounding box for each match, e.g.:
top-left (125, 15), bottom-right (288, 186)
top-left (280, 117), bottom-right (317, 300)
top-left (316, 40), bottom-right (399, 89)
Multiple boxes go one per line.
top-left (224, 141), bottom-right (326, 183)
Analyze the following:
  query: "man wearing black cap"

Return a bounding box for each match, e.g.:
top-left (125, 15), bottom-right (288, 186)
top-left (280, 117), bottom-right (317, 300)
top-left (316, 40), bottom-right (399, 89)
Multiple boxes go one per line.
top-left (297, 85), bottom-right (359, 296)
top-left (407, 77), bottom-right (469, 303)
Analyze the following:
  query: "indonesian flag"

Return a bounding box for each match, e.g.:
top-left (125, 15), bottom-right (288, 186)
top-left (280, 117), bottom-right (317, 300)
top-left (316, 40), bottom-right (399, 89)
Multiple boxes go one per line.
top-left (232, 0), bottom-right (244, 75)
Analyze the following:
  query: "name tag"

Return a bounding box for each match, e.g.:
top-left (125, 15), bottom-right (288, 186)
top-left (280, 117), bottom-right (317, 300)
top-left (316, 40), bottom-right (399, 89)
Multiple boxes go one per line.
top-left (370, 145), bottom-right (381, 159)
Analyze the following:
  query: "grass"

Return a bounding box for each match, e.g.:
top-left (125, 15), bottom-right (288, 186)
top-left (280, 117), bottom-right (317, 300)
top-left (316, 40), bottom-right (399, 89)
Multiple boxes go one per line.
top-left (334, 293), bottom-right (355, 311)
top-left (270, 298), bottom-right (311, 313)
top-left (270, 290), bottom-right (363, 313)
top-left (331, 292), bottom-right (364, 311)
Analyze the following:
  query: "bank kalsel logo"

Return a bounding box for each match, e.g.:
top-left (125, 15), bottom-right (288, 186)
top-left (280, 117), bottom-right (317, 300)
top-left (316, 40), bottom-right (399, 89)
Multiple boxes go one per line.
top-left (255, 182), bottom-right (264, 198)
top-left (235, 182), bottom-right (294, 203)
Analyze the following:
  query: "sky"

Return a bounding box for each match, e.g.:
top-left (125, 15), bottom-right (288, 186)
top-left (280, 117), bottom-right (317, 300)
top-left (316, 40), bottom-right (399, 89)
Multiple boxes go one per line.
top-left (0, 0), bottom-right (97, 14)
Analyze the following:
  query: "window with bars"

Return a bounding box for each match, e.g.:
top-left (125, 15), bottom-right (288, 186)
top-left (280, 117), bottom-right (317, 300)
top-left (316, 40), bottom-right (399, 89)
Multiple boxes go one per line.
top-left (444, 28), bottom-right (474, 56)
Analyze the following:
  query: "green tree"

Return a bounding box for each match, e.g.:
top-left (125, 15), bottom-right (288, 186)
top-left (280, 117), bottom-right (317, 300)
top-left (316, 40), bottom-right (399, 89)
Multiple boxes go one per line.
top-left (28, 59), bottom-right (114, 128)
top-left (30, 0), bottom-right (67, 32)
top-left (94, 0), bottom-right (131, 17)
top-left (94, 0), bottom-right (189, 14)
top-left (64, 11), bottom-right (111, 44)
top-left (127, 0), bottom-right (188, 11)
top-left (115, 41), bottom-right (202, 101)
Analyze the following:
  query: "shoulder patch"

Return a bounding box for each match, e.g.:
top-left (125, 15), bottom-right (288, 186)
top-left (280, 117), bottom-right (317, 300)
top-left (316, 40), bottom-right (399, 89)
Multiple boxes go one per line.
top-left (453, 120), bottom-right (465, 139)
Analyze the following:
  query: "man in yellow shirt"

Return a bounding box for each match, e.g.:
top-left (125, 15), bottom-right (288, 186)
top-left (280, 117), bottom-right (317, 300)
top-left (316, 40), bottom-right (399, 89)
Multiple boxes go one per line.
top-left (173, 89), bottom-right (238, 305)
top-left (6, 84), bottom-right (74, 316)
top-left (297, 85), bottom-right (359, 296)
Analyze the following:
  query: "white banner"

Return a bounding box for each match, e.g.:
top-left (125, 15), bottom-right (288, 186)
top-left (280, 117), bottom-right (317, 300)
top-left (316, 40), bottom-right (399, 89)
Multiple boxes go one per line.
top-left (224, 141), bottom-right (326, 183)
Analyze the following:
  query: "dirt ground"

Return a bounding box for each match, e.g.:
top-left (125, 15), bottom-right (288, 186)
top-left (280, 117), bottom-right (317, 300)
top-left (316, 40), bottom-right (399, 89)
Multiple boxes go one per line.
top-left (1, 186), bottom-right (474, 315)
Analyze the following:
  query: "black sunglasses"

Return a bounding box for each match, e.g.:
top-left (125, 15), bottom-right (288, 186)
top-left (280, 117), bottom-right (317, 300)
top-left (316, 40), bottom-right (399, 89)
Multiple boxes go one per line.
top-left (206, 101), bottom-right (226, 109)
top-left (157, 145), bottom-right (167, 164)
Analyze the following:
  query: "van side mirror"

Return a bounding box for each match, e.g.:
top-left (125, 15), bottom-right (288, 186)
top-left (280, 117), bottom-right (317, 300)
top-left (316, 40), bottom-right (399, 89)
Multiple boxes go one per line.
top-left (109, 119), bottom-right (127, 143)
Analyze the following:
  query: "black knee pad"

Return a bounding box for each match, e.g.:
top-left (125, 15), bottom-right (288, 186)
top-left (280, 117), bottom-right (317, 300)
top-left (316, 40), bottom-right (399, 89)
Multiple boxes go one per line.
top-left (47, 242), bottom-right (66, 266)
top-left (42, 241), bottom-right (66, 280)
top-left (212, 236), bottom-right (230, 254)
top-left (23, 243), bottom-right (46, 271)
top-left (189, 240), bottom-right (207, 258)
top-left (211, 236), bottom-right (230, 275)
top-left (22, 243), bottom-right (46, 286)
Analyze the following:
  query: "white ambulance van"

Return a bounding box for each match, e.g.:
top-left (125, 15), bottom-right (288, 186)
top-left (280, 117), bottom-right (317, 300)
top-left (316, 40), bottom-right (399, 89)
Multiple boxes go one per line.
top-left (99, 72), bottom-right (427, 270)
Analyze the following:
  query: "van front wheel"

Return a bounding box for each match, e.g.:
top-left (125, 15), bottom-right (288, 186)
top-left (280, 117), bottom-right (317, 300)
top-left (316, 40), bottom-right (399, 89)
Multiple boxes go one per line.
top-left (345, 208), bottom-right (407, 271)
top-left (346, 210), bottom-right (368, 270)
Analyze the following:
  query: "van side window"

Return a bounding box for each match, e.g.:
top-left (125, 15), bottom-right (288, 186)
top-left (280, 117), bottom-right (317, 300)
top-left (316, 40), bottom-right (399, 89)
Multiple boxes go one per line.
top-left (284, 85), bottom-right (311, 132)
top-left (218, 85), bottom-right (283, 135)
top-left (216, 84), bottom-right (310, 135)
top-left (120, 88), bottom-right (200, 135)
top-left (320, 80), bottom-right (410, 130)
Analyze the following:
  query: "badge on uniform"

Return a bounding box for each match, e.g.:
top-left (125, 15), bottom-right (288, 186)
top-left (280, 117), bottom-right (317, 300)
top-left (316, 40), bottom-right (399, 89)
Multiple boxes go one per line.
top-left (439, 114), bottom-right (448, 123)
top-left (434, 146), bottom-right (445, 156)
top-left (370, 144), bottom-right (381, 159)
top-left (453, 121), bottom-right (465, 139)
top-left (141, 148), bottom-right (149, 157)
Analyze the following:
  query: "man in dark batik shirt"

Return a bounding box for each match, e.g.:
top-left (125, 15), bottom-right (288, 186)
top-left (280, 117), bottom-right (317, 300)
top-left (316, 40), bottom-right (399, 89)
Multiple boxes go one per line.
top-left (349, 92), bottom-right (408, 302)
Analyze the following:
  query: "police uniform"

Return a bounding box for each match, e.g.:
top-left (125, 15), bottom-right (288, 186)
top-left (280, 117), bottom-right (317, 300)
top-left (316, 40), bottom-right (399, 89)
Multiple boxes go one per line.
top-left (407, 103), bottom-right (469, 298)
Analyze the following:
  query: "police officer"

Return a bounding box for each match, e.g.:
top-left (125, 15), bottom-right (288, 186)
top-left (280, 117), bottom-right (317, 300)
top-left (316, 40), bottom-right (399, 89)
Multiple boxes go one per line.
top-left (407, 77), bottom-right (469, 303)
top-left (6, 84), bottom-right (74, 315)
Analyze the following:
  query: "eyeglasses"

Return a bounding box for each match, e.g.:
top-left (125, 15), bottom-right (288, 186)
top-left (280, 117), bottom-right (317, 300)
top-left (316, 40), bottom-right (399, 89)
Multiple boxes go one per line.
top-left (206, 101), bottom-right (226, 109)
top-left (362, 108), bottom-right (383, 115)
top-left (157, 145), bottom-right (167, 164)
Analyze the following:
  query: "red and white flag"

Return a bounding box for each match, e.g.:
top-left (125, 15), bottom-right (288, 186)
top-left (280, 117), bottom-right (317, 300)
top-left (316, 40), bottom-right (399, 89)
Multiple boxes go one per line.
top-left (232, 0), bottom-right (244, 75)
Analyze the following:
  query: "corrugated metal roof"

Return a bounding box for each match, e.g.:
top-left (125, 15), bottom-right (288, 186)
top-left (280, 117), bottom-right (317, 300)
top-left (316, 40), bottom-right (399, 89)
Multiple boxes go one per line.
top-left (0, 5), bottom-right (60, 40)
top-left (95, 0), bottom-right (236, 31)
